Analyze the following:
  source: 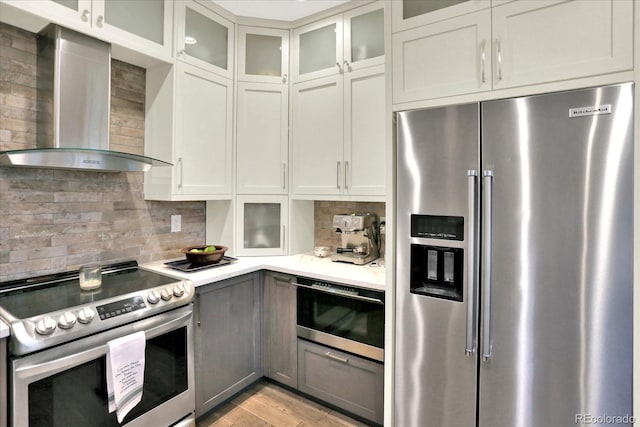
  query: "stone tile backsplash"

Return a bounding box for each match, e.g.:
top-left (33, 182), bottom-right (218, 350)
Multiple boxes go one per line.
top-left (0, 23), bottom-right (205, 281)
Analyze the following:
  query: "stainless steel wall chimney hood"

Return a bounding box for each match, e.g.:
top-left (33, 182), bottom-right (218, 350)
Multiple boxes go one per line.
top-left (0, 25), bottom-right (170, 172)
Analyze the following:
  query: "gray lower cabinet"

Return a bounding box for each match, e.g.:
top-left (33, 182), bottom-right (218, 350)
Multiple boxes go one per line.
top-left (263, 272), bottom-right (297, 388)
top-left (298, 339), bottom-right (384, 424)
top-left (194, 273), bottom-right (262, 417)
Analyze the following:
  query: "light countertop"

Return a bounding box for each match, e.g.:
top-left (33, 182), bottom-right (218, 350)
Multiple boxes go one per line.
top-left (142, 254), bottom-right (385, 291)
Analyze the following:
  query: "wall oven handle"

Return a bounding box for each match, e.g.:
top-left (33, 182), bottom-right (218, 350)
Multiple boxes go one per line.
top-left (481, 170), bottom-right (494, 362)
top-left (465, 170), bottom-right (478, 356)
top-left (291, 281), bottom-right (384, 305)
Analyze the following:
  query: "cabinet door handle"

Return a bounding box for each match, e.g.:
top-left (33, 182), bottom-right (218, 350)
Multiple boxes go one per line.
top-left (480, 40), bottom-right (486, 84)
top-left (282, 163), bottom-right (287, 190)
top-left (335, 62), bottom-right (343, 73)
top-left (195, 294), bottom-right (201, 327)
top-left (343, 60), bottom-right (352, 72)
top-left (495, 38), bottom-right (503, 81)
top-left (337, 161), bottom-right (341, 189)
top-left (81, 9), bottom-right (90, 22)
top-left (281, 225), bottom-right (286, 251)
top-left (345, 161), bottom-right (349, 190)
top-left (96, 15), bottom-right (104, 28)
top-left (177, 157), bottom-right (183, 189)
top-left (282, 73), bottom-right (288, 83)
top-left (325, 352), bottom-right (349, 364)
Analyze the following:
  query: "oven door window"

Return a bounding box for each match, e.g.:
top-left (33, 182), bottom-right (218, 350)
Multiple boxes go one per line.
top-left (297, 288), bottom-right (384, 348)
top-left (27, 326), bottom-right (188, 426)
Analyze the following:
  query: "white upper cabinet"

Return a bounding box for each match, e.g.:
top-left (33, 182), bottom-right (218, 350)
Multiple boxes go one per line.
top-left (144, 62), bottom-right (233, 200)
top-left (175, 0), bottom-right (234, 79)
top-left (393, 9), bottom-right (492, 103)
top-left (237, 26), bottom-right (289, 84)
top-left (1, 0), bottom-right (173, 62)
top-left (291, 75), bottom-right (344, 195)
top-left (236, 82), bottom-right (289, 194)
top-left (391, 0), bottom-right (633, 104)
top-left (292, 2), bottom-right (384, 83)
top-left (343, 65), bottom-right (386, 196)
top-left (491, 0), bottom-right (633, 90)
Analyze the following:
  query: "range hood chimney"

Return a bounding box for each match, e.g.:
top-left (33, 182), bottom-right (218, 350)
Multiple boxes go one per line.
top-left (0, 25), bottom-right (170, 172)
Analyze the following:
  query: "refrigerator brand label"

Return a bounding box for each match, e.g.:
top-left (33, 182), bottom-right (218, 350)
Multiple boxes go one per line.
top-left (569, 104), bottom-right (612, 118)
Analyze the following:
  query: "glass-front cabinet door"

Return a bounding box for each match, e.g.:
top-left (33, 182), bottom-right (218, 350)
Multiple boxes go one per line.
top-left (175, 0), bottom-right (234, 79)
top-left (238, 26), bottom-right (289, 84)
top-left (343, 2), bottom-right (384, 71)
top-left (92, 0), bottom-right (172, 61)
top-left (292, 15), bottom-right (343, 82)
top-left (392, 0), bottom-right (490, 32)
top-left (236, 196), bottom-right (288, 256)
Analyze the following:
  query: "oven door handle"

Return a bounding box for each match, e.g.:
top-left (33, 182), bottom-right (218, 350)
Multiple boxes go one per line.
top-left (291, 281), bottom-right (384, 305)
top-left (14, 307), bottom-right (193, 377)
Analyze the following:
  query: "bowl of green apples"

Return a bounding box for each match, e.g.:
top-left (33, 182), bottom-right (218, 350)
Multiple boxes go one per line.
top-left (181, 245), bottom-right (228, 265)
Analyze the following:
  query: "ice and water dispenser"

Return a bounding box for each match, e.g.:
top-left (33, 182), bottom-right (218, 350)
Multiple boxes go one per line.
top-left (410, 215), bottom-right (464, 302)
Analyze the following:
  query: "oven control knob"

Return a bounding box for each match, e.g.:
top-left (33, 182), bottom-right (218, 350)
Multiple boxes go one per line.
top-left (173, 284), bottom-right (185, 297)
top-left (35, 316), bottom-right (57, 335)
top-left (77, 307), bottom-right (96, 324)
top-left (147, 290), bottom-right (161, 304)
top-left (58, 311), bottom-right (77, 329)
top-left (161, 288), bottom-right (173, 301)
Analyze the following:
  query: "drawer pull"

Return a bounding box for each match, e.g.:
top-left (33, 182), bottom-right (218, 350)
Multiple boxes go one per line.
top-left (325, 352), bottom-right (349, 364)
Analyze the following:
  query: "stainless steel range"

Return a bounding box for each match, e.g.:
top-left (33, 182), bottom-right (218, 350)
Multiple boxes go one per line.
top-left (0, 260), bottom-right (196, 427)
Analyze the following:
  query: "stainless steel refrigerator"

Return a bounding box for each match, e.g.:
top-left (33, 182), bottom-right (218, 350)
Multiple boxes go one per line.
top-left (395, 83), bottom-right (633, 427)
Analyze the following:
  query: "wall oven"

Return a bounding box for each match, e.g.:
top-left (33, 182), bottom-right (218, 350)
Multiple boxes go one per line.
top-left (0, 261), bottom-right (196, 427)
top-left (295, 277), bottom-right (384, 362)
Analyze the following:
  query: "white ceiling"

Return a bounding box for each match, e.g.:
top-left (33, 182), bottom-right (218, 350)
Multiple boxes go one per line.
top-left (211, 0), bottom-right (351, 22)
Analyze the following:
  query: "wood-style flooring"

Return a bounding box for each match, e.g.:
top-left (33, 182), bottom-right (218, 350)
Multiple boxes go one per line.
top-left (196, 380), bottom-right (370, 427)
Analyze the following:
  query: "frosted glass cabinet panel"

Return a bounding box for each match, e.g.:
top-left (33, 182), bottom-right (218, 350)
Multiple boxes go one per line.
top-left (344, 3), bottom-right (384, 70)
top-left (403, 0), bottom-right (470, 20)
top-left (299, 24), bottom-right (337, 74)
top-left (246, 35), bottom-right (281, 76)
top-left (52, 0), bottom-right (79, 10)
top-left (236, 196), bottom-right (288, 256)
top-left (176, 1), bottom-right (234, 79)
top-left (292, 16), bottom-right (342, 82)
top-left (104, 0), bottom-right (164, 45)
top-left (185, 8), bottom-right (228, 68)
top-left (392, 0), bottom-right (490, 33)
top-left (238, 27), bottom-right (289, 84)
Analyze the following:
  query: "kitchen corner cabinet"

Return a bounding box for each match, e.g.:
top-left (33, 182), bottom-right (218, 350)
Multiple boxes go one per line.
top-left (292, 2), bottom-right (384, 83)
top-left (392, 0), bottom-right (633, 104)
top-left (237, 26), bottom-right (289, 84)
top-left (236, 82), bottom-right (289, 195)
top-left (235, 196), bottom-right (288, 256)
top-left (195, 273), bottom-right (262, 417)
top-left (263, 272), bottom-right (297, 388)
top-left (1, 0), bottom-right (173, 62)
top-left (292, 64), bottom-right (385, 197)
top-left (144, 62), bottom-right (233, 201)
top-left (298, 339), bottom-right (384, 424)
top-left (175, 0), bottom-right (234, 79)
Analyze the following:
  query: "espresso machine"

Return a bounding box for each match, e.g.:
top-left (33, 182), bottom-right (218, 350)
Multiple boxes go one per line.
top-left (330, 213), bottom-right (380, 265)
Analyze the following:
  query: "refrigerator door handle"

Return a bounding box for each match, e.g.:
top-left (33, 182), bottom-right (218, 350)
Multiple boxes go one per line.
top-left (466, 170), bottom-right (478, 356)
top-left (481, 170), bottom-right (494, 362)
